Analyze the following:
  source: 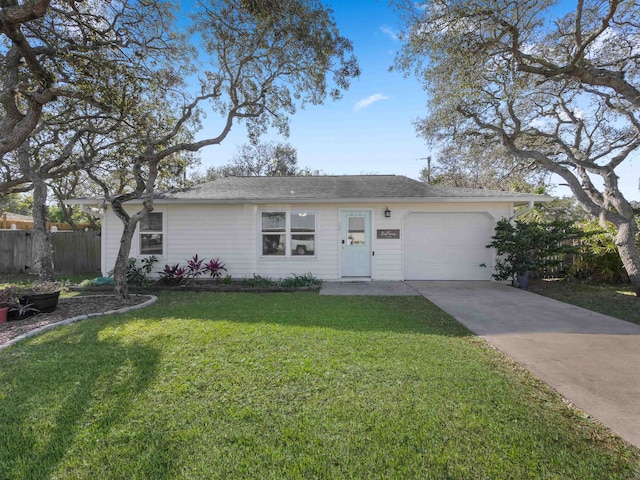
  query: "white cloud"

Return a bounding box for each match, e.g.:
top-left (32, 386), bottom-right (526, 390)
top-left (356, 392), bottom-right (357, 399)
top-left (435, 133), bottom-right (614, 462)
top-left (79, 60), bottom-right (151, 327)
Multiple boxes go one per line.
top-left (380, 25), bottom-right (399, 41)
top-left (354, 93), bottom-right (389, 111)
top-left (557, 107), bottom-right (586, 122)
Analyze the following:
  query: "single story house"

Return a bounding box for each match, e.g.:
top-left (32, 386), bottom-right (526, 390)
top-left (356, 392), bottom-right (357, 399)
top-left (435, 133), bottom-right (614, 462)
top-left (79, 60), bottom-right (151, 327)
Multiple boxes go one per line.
top-left (69, 175), bottom-right (550, 281)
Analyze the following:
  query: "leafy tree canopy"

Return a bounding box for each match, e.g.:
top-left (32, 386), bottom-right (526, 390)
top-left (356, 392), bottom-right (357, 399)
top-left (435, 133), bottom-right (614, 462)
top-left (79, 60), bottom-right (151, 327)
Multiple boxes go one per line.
top-left (1, 0), bottom-right (358, 294)
top-left (200, 141), bottom-right (324, 180)
top-left (420, 143), bottom-right (549, 191)
top-left (394, 0), bottom-right (640, 294)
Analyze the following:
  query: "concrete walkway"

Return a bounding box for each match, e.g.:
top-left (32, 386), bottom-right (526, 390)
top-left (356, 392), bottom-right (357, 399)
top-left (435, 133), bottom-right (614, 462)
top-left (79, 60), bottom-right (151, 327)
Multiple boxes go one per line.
top-left (407, 281), bottom-right (640, 449)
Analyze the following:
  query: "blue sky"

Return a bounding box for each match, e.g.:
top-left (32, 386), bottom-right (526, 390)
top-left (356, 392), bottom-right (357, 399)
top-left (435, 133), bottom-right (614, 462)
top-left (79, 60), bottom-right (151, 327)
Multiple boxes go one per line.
top-left (195, 2), bottom-right (430, 178)
top-left (194, 1), bottom-right (640, 201)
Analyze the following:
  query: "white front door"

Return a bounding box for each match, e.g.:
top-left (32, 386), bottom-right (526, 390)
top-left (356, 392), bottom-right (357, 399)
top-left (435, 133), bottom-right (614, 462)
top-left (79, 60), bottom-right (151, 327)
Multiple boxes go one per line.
top-left (341, 211), bottom-right (371, 277)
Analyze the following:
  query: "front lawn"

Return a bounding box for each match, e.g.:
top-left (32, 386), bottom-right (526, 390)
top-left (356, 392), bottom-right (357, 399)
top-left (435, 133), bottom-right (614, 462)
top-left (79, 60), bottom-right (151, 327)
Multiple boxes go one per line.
top-left (528, 279), bottom-right (640, 325)
top-left (0, 293), bottom-right (638, 479)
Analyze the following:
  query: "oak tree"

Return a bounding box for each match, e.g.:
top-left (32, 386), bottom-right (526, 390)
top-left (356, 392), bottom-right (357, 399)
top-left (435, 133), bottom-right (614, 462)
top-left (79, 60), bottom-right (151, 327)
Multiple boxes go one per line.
top-left (90, 0), bottom-right (359, 298)
top-left (395, 0), bottom-right (640, 294)
top-left (1, 0), bottom-right (189, 281)
top-left (204, 142), bottom-right (300, 179)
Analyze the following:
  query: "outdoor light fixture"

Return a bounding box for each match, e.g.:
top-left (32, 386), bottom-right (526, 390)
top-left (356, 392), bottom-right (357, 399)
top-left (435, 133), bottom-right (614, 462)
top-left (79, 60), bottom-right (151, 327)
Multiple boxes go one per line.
top-left (384, 207), bottom-right (391, 218)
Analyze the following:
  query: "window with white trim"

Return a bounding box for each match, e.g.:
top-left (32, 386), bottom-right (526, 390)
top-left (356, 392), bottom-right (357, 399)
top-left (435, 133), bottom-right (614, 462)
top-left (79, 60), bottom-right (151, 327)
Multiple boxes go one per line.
top-left (261, 210), bottom-right (316, 256)
top-left (261, 212), bottom-right (286, 256)
top-left (291, 210), bottom-right (315, 256)
top-left (139, 212), bottom-right (163, 255)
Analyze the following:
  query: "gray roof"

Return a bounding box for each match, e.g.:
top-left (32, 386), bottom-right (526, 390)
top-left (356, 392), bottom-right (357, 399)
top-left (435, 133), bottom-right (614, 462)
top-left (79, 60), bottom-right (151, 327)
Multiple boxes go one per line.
top-left (155, 175), bottom-right (548, 204)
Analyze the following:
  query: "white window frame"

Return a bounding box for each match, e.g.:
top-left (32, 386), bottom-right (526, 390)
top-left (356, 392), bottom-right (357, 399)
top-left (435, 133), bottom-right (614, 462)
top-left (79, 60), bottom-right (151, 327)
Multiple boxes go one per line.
top-left (137, 209), bottom-right (166, 258)
top-left (260, 209), bottom-right (316, 258)
top-left (290, 209), bottom-right (316, 257)
top-left (260, 211), bottom-right (287, 257)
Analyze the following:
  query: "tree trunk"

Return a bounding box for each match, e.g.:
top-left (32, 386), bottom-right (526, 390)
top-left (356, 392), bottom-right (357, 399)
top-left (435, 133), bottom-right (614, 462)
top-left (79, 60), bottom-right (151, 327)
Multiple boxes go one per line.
top-left (31, 174), bottom-right (56, 281)
top-left (615, 221), bottom-right (640, 296)
top-left (113, 220), bottom-right (137, 300)
top-left (16, 141), bottom-right (56, 281)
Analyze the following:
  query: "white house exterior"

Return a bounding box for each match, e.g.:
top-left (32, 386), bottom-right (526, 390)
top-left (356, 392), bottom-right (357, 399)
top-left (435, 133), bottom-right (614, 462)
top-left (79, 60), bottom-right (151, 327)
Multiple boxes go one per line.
top-left (72, 175), bottom-right (550, 281)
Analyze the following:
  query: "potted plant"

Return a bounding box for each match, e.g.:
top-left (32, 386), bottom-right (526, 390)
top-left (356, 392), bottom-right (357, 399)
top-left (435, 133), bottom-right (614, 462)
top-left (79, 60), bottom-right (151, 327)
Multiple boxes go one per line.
top-left (9, 301), bottom-right (41, 321)
top-left (15, 281), bottom-right (62, 316)
top-left (0, 287), bottom-right (17, 323)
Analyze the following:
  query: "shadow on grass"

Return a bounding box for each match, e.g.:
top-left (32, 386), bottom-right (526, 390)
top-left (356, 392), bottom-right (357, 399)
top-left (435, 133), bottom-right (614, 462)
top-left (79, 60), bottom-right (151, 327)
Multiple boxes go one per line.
top-left (528, 279), bottom-right (640, 326)
top-left (0, 293), bottom-right (469, 478)
top-left (0, 320), bottom-right (175, 479)
top-left (1, 292), bottom-right (638, 479)
top-left (148, 291), bottom-right (472, 337)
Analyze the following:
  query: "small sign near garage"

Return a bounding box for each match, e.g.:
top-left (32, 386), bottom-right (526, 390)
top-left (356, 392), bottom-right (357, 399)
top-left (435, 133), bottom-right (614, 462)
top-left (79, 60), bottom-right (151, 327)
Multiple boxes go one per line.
top-left (377, 229), bottom-right (400, 239)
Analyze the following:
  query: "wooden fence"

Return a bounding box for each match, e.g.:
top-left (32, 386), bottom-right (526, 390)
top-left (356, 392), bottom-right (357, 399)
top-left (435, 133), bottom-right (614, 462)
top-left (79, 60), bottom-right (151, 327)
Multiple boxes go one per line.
top-left (529, 258), bottom-right (571, 279)
top-left (0, 213), bottom-right (93, 232)
top-left (528, 238), bottom-right (587, 280)
top-left (0, 230), bottom-right (101, 275)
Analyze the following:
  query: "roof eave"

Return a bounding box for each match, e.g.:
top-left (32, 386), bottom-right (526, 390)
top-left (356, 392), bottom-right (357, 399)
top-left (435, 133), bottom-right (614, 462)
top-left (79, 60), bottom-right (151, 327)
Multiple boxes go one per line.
top-left (65, 195), bottom-right (552, 206)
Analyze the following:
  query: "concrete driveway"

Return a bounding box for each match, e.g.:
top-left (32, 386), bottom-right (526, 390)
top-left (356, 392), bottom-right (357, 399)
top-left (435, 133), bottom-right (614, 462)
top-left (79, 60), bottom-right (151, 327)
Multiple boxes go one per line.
top-left (407, 281), bottom-right (640, 448)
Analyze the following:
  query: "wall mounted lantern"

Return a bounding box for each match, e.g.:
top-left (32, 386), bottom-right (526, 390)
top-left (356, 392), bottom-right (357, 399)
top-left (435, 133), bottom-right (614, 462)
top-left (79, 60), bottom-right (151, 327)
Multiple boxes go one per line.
top-left (384, 207), bottom-right (391, 218)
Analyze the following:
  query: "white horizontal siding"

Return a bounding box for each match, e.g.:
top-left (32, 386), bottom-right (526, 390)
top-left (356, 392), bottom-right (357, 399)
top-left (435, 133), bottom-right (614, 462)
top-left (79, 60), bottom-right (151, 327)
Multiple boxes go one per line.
top-left (102, 209), bottom-right (124, 276)
top-left (101, 201), bottom-right (512, 281)
top-left (165, 204), bottom-right (256, 277)
top-left (371, 206), bottom-right (402, 280)
top-left (102, 204), bottom-right (258, 278)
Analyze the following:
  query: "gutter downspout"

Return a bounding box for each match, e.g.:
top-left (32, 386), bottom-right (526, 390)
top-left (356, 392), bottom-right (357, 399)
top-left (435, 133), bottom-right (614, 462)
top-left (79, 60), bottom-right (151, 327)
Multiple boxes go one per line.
top-left (510, 200), bottom-right (534, 223)
top-left (79, 203), bottom-right (104, 219)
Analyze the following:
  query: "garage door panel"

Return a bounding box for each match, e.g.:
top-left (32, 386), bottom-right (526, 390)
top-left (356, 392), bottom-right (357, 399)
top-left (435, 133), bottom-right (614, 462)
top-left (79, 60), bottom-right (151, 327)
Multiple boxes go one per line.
top-left (403, 213), bottom-right (493, 280)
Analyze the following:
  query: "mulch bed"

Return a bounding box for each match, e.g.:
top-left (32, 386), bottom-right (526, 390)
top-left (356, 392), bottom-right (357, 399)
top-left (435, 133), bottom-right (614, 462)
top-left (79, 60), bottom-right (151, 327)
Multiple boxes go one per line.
top-left (72, 284), bottom-right (321, 294)
top-left (0, 295), bottom-right (150, 346)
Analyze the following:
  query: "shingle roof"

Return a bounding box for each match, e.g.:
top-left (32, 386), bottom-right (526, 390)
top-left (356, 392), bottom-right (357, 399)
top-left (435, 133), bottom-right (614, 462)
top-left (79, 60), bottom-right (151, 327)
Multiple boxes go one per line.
top-left (156, 175), bottom-right (546, 203)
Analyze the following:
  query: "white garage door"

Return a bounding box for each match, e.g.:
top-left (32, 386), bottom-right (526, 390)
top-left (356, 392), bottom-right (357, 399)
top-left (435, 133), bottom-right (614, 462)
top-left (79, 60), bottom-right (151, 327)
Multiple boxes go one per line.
top-left (403, 213), bottom-right (494, 280)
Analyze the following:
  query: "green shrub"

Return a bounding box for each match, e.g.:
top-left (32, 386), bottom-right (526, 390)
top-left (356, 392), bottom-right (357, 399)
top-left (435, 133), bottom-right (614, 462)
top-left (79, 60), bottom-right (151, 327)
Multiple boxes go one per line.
top-left (159, 255), bottom-right (229, 285)
top-left (241, 274), bottom-right (277, 287)
top-left (487, 219), bottom-right (580, 281)
top-left (570, 220), bottom-right (628, 283)
top-left (240, 273), bottom-right (321, 288)
top-left (280, 273), bottom-right (321, 288)
top-left (108, 256), bottom-right (158, 286)
top-left (158, 263), bottom-right (187, 286)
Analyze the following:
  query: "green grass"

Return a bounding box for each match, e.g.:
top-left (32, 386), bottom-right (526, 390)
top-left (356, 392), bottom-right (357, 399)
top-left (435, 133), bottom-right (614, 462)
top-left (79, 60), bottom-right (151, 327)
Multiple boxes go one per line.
top-left (528, 279), bottom-right (640, 325)
top-left (0, 292), bottom-right (638, 479)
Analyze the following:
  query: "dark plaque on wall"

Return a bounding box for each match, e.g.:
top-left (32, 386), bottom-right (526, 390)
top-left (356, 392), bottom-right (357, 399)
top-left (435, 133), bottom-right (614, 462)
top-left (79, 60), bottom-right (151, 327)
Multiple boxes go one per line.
top-left (377, 229), bottom-right (400, 239)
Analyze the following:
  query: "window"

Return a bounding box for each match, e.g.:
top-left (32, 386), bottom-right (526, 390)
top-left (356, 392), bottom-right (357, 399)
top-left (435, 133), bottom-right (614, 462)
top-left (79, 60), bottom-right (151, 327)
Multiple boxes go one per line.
top-left (347, 216), bottom-right (366, 245)
top-left (262, 212), bottom-right (286, 256)
top-left (291, 211), bottom-right (315, 256)
top-left (261, 210), bottom-right (316, 257)
top-left (140, 212), bottom-right (163, 255)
